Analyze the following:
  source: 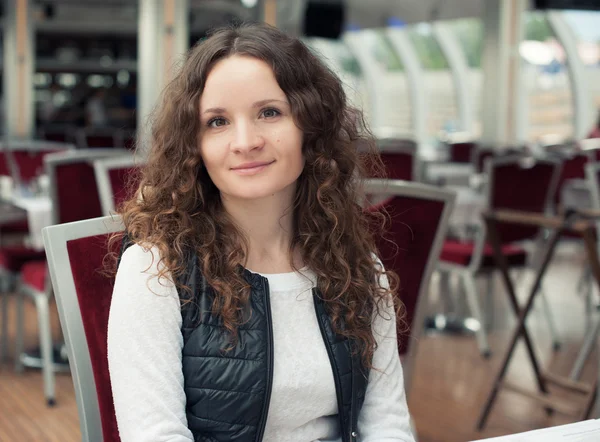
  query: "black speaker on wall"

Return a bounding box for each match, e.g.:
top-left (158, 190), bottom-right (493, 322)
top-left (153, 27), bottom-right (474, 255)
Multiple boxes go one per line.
top-left (303, 0), bottom-right (346, 39)
top-left (534, 0), bottom-right (600, 10)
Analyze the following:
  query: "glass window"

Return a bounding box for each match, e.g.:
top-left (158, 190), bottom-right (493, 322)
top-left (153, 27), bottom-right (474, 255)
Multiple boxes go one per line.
top-left (408, 23), bottom-right (459, 139)
top-left (303, 37), bottom-right (370, 121)
top-left (360, 30), bottom-right (410, 136)
top-left (523, 12), bottom-right (574, 141)
top-left (449, 19), bottom-right (483, 69)
top-left (447, 19), bottom-right (484, 138)
top-left (564, 10), bottom-right (600, 137)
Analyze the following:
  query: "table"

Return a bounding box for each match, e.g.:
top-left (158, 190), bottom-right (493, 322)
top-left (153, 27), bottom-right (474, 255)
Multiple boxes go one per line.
top-left (472, 418), bottom-right (600, 441)
top-left (562, 178), bottom-right (592, 210)
top-left (446, 185), bottom-right (486, 240)
top-left (476, 209), bottom-right (600, 430)
top-left (10, 195), bottom-right (52, 250)
top-left (0, 199), bottom-right (27, 226)
top-left (422, 162), bottom-right (475, 187)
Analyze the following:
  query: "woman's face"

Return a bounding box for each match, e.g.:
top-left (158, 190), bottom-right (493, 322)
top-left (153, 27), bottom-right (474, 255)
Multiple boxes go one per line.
top-left (199, 55), bottom-right (304, 203)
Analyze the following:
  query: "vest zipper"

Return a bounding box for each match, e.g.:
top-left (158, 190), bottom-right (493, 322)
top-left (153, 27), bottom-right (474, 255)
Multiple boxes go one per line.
top-left (312, 289), bottom-right (349, 442)
top-left (348, 341), bottom-right (357, 442)
top-left (255, 278), bottom-right (274, 442)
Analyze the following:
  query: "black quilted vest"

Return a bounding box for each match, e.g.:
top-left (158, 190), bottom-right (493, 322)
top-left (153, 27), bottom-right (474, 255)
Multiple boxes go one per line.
top-left (177, 251), bottom-right (369, 442)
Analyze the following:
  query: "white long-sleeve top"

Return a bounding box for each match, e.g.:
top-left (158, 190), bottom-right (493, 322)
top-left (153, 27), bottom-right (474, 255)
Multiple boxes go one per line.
top-left (107, 244), bottom-right (415, 442)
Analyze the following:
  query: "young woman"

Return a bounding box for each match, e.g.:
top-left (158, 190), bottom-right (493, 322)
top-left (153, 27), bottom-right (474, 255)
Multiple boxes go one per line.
top-left (107, 22), bottom-right (415, 442)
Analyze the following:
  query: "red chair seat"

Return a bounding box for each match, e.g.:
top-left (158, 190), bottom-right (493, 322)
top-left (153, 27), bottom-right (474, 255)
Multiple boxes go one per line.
top-left (21, 260), bottom-right (47, 292)
top-left (0, 246), bottom-right (45, 272)
top-left (441, 240), bottom-right (527, 268)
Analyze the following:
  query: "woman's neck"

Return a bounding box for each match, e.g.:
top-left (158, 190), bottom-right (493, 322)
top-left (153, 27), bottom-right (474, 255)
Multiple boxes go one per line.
top-left (221, 192), bottom-right (302, 273)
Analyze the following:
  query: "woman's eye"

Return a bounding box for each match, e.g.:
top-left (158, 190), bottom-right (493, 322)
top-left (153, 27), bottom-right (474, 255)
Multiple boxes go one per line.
top-left (262, 108), bottom-right (281, 119)
top-left (208, 118), bottom-right (227, 128)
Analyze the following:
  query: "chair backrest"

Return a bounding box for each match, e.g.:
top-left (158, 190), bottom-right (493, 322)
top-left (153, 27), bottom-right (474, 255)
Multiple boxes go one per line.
top-left (377, 138), bottom-right (418, 181)
top-left (473, 147), bottom-right (495, 174)
top-left (448, 141), bottom-right (477, 163)
top-left (38, 125), bottom-right (76, 144)
top-left (0, 140), bottom-right (75, 183)
top-left (471, 146), bottom-right (526, 174)
top-left (45, 149), bottom-right (130, 225)
top-left (363, 178), bottom-right (455, 397)
top-left (486, 155), bottom-right (561, 243)
top-left (76, 128), bottom-right (124, 149)
top-left (43, 215), bottom-right (124, 442)
top-left (93, 155), bottom-right (143, 215)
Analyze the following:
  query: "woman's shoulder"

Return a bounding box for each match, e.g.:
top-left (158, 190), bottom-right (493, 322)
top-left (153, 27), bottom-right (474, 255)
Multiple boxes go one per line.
top-left (118, 242), bottom-right (168, 278)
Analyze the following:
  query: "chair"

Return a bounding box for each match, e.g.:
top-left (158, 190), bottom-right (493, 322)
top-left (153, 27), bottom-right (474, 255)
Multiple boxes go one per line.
top-left (38, 125), bottom-right (77, 145)
top-left (471, 146), bottom-right (523, 174)
top-left (377, 138), bottom-right (419, 182)
top-left (75, 128), bottom-right (124, 149)
top-left (438, 155), bottom-right (562, 357)
top-left (43, 215), bottom-right (123, 441)
top-left (93, 155), bottom-right (142, 216)
top-left (0, 140), bottom-right (74, 235)
top-left (364, 178), bottom-right (455, 397)
top-left (0, 141), bottom-right (76, 362)
top-left (0, 140), bottom-right (75, 184)
top-left (448, 141), bottom-right (477, 164)
top-left (13, 148), bottom-right (128, 405)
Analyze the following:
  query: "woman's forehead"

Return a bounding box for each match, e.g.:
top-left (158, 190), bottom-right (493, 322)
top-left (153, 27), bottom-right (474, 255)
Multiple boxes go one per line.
top-left (200, 55), bottom-right (287, 111)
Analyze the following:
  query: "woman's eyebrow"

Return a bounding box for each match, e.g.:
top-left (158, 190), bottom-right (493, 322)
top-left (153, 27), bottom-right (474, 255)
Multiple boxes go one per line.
top-left (251, 98), bottom-right (288, 108)
top-left (202, 107), bottom-right (226, 115)
top-left (202, 99), bottom-right (288, 115)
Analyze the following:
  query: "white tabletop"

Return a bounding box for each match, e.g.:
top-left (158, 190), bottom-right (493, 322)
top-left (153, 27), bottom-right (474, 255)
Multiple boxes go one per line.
top-left (11, 195), bottom-right (52, 251)
top-left (446, 185), bottom-right (486, 240)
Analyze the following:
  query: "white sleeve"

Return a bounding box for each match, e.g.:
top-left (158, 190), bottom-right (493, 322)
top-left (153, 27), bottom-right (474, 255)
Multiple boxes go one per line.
top-left (107, 244), bottom-right (194, 442)
top-left (357, 260), bottom-right (416, 442)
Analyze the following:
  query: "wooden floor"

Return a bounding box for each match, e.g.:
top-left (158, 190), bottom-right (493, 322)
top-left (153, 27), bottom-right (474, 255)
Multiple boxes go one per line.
top-left (0, 241), bottom-right (598, 442)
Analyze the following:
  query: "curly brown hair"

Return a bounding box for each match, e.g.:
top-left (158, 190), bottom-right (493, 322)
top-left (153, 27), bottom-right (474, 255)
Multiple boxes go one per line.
top-left (114, 22), bottom-right (402, 366)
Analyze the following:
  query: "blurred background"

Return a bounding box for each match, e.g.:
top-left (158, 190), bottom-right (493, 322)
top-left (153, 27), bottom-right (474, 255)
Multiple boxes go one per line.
top-left (3, 1), bottom-right (600, 442)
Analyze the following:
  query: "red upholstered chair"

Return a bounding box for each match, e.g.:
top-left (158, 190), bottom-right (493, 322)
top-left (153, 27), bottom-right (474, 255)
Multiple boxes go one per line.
top-left (93, 155), bottom-right (143, 216)
top-left (0, 142), bottom-right (76, 363)
top-left (364, 179), bottom-right (455, 397)
top-left (377, 138), bottom-right (419, 182)
top-left (43, 215), bottom-right (123, 442)
top-left (46, 149), bottom-right (130, 225)
top-left (0, 140), bottom-right (74, 183)
top-left (473, 148), bottom-right (495, 174)
top-left (449, 141), bottom-right (477, 164)
top-left (38, 125), bottom-right (77, 145)
top-left (472, 147), bottom-right (524, 175)
top-left (438, 155), bottom-right (562, 357)
top-left (13, 149), bottom-right (128, 405)
top-left (0, 140), bottom-right (74, 235)
top-left (76, 128), bottom-right (124, 150)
